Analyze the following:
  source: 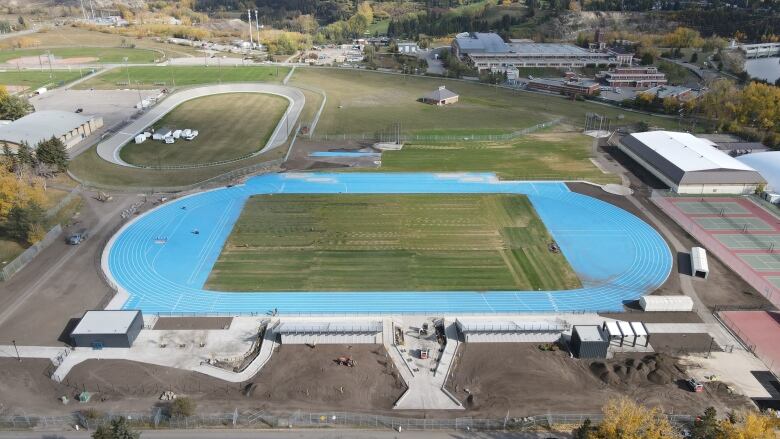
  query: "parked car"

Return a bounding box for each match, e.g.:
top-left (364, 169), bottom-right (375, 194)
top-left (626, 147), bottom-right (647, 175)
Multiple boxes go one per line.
top-left (686, 378), bottom-right (704, 392)
top-left (75, 108), bottom-right (84, 113)
top-left (66, 229), bottom-right (88, 245)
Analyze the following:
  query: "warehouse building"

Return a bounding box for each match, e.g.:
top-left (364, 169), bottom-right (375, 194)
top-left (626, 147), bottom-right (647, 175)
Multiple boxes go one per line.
top-left (0, 110), bottom-right (103, 151)
top-left (618, 131), bottom-right (766, 194)
top-left (70, 310), bottom-right (143, 349)
top-left (597, 66), bottom-right (667, 87)
top-left (451, 32), bottom-right (623, 72)
top-left (276, 321), bottom-right (383, 344)
top-left (527, 77), bottom-right (601, 97)
top-left (737, 151), bottom-right (780, 192)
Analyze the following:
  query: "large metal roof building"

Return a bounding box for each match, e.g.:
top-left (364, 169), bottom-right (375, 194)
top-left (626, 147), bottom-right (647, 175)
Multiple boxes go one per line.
top-left (618, 131), bottom-right (765, 194)
top-left (737, 151), bottom-right (780, 192)
top-left (0, 110), bottom-right (103, 151)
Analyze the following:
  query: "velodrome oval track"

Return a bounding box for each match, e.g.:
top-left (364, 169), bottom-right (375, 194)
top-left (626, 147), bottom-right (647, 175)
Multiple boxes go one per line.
top-left (96, 83), bottom-right (305, 167)
top-left (104, 173), bottom-right (673, 314)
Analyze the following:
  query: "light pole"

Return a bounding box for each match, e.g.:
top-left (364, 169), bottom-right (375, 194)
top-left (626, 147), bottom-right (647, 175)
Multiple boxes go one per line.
top-left (125, 57), bottom-right (142, 110)
top-left (12, 340), bottom-right (20, 362)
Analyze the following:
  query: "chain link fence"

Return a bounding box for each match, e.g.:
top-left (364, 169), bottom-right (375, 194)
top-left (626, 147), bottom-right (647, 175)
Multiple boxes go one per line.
top-left (0, 410), bottom-right (695, 432)
top-left (311, 118), bottom-right (564, 143)
top-left (0, 224), bottom-right (63, 281)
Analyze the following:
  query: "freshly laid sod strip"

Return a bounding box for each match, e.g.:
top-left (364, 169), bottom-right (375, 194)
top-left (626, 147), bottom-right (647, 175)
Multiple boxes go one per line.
top-left (120, 93), bottom-right (288, 167)
top-left (377, 132), bottom-right (619, 184)
top-left (76, 65), bottom-right (289, 89)
top-left (0, 47), bottom-right (158, 64)
top-left (206, 194), bottom-right (580, 292)
top-left (0, 70), bottom-right (86, 92)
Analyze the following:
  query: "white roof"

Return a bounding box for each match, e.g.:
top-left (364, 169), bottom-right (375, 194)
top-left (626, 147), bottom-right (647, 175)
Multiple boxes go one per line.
top-left (0, 111), bottom-right (94, 146)
top-left (277, 321), bottom-right (382, 334)
top-left (691, 246), bottom-right (709, 272)
top-left (630, 131), bottom-right (758, 173)
top-left (737, 151), bottom-right (780, 191)
top-left (604, 321), bottom-right (621, 337)
top-left (457, 319), bottom-right (566, 332)
top-left (617, 321), bottom-right (635, 337)
top-left (71, 310), bottom-right (141, 335)
top-left (640, 295), bottom-right (695, 306)
top-left (574, 325), bottom-right (606, 342)
top-left (630, 321), bottom-right (648, 337)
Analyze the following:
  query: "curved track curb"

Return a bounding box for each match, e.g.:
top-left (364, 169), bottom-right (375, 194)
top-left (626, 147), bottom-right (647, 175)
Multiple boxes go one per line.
top-left (96, 83), bottom-right (305, 167)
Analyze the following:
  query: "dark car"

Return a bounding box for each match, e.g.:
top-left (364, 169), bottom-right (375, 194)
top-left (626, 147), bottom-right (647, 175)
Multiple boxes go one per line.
top-left (66, 229), bottom-right (88, 245)
top-left (75, 108), bottom-right (84, 113)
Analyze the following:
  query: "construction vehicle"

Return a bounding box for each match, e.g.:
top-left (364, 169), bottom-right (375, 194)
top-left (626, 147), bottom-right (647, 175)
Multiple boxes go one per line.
top-left (336, 356), bottom-right (355, 367)
top-left (420, 323), bottom-right (429, 335)
top-left (95, 192), bottom-right (112, 202)
top-left (686, 378), bottom-right (704, 393)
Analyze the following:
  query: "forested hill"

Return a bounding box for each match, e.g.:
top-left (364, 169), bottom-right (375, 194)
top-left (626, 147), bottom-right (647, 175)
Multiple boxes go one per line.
top-left (196, 0), bottom-right (354, 23)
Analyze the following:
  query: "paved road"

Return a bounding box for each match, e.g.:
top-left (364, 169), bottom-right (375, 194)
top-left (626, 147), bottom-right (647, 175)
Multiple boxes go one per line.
top-left (0, 429), bottom-right (570, 439)
top-left (95, 83), bottom-right (305, 167)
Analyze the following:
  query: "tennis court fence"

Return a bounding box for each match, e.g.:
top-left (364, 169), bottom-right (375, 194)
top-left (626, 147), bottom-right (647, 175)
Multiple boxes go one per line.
top-left (649, 191), bottom-right (779, 309)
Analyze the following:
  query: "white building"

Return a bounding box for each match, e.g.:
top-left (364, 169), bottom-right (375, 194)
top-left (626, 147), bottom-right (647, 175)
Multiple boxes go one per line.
top-left (0, 110), bottom-right (104, 151)
top-left (618, 131), bottom-right (766, 194)
top-left (396, 41), bottom-right (419, 54)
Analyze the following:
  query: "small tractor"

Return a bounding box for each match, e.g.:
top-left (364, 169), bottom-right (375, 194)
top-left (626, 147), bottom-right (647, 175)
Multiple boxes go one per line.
top-left (336, 356), bottom-right (355, 367)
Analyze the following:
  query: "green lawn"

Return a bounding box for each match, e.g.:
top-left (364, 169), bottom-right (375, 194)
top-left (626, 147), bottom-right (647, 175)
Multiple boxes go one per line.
top-left (120, 93), bottom-right (288, 167)
top-left (367, 19), bottom-right (389, 35)
top-left (76, 65), bottom-right (290, 90)
top-left (0, 70), bottom-right (87, 92)
top-left (290, 68), bottom-right (678, 136)
top-left (206, 194), bottom-right (580, 292)
top-left (377, 131), bottom-right (618, 183)
top-left (0, 47), bottom-right (159, 64)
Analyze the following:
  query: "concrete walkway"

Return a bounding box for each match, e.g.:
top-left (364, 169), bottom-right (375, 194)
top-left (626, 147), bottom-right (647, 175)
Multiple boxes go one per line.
top-left (95, 83), bottom-right (305, 167)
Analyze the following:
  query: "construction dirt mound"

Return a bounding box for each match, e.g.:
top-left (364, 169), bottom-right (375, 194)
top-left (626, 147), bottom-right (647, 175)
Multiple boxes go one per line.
top-left (590, 354), bottom-right (680, 387)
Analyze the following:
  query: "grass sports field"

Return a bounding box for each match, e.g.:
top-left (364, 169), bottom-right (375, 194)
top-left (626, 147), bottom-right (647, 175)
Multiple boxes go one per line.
top-left (0, 70), bottom-right (87, 92)
top-left (289, 68), bottom-right (678, 135)
top-left (206, 194), bottom-right (580, 292)
top-left (76, 65), bottom-right (289, 89)
top-left (0, 47), bottom-right (158, 64)
top-left (378, 131), bottom-right (619, 184)
top-left (120, 93), bottom-right (288, 167)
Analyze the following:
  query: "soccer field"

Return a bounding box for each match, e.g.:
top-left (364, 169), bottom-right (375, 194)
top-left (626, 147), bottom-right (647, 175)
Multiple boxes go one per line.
top-left (76, 65), bottom-right (289, 89)
top-left (0, 47), bottom-right (158, 64)
top-left (119, 92), bottom-right (288, 167)
top-left (206, 194), bottom-right (580, 292)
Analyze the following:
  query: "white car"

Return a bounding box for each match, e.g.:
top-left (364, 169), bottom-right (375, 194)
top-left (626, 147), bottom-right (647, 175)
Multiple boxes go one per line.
top-left (164, 136), bottom-right (175, 144)
top-left (184, 130), bottom-right (199, 141)
top-left (172, 129), bottom-right (182, 139)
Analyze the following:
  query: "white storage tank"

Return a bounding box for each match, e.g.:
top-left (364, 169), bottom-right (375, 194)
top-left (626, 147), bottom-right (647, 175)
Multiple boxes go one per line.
top-left (639, 295), bottom-right (694, 312)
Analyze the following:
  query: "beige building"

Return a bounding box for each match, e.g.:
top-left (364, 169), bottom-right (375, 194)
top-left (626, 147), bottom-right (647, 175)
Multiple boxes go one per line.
top-left (0, 110), bottom-right (104, 151)
top-left (421, 86), bottom-right (459, 105)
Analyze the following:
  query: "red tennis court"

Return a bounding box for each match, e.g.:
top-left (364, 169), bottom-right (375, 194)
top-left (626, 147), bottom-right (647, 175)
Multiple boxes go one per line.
top-left (720, 310), bottom-right (780, 374)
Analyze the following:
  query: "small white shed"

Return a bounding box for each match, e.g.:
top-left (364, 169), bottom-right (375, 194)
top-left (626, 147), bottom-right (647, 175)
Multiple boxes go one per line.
top-left (639, 295), bottom-right (694, 312)
top-left (691, 247), bottom-right (709, 279)
top-left (134, 134), bottom-right (146, 144)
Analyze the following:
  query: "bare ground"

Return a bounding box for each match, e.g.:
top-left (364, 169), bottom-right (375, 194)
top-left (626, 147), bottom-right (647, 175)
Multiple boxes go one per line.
top-left (1, 345), bottom-right (406, 415)
top-left (153, 317), bottom-right (233, 331)
top-left (445, 343), bottom-right (753, 418)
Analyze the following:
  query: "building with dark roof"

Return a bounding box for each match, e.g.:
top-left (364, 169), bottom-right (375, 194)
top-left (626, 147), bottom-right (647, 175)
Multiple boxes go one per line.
top-left (618, 131), bottom-right (766, 194)
top-left (421, 86), bottom-right (459, 105)
top-left (597, 66), bottom-right (667, 87)
top-left (527, 77), bottom-right (600, 96)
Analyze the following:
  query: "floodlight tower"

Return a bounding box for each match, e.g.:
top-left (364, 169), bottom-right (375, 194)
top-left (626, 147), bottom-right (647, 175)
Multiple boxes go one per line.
top-left (254, 10), bottom-right (261, 46)
top-left (247, 9), bottom-right (254, 51)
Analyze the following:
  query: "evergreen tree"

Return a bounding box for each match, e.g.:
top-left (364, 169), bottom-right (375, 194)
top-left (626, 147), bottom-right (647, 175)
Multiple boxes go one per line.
top-left (691, 407), bottom-right (721, 439)
top-left (15, 141), bottom-right (34, 168)
top-left (35, 136), bottom-right (69, 172)
top-left (91, 418), bottom-right (140, 439)
top-left (3, 203), bottom-right (43, 244)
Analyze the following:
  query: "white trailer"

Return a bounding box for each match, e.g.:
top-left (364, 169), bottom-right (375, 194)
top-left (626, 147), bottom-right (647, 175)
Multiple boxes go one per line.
top-left (134, 134), bottom-right (146, 144)
top-left (639, 295), bottom-right (694, 312)
top-left (691, 247), bottom-right (709, 279)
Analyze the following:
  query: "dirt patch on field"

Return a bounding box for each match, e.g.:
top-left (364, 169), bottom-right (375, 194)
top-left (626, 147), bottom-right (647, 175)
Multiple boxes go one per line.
top-left (5, 56), bottom-right (98, 67)
top-left (599, 312), bottom-right (703, 324)
top-left (4, 345), bottom-right (405, 415)
top-left (445, 343), bottom-right (752, 418)
top-left (153, 317), bottom-right (233, 330)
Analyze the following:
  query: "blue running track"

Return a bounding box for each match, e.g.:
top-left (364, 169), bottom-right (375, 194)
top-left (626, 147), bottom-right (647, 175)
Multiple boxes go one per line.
top-left (106, 173), bottom-right (672, 314)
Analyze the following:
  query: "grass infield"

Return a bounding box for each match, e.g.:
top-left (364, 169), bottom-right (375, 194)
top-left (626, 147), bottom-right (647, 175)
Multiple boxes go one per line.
top-left (0, 47), bottom-right (158, 64)
top-left (119, 92), bottom-right (288, 167)
top-left (0, 70), bottom-right (86, 92)
top-left (206, 194), bottom-right (580, 292)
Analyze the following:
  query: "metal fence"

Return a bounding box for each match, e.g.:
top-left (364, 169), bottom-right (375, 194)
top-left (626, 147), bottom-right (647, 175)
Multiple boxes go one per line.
top-left (0, 224), bottom-right (62, 281)
top-left (0, 410), bottom-right (696, 432)
top-left (718, 311), bottom-right (780, 378)
top-left (311, 118), bottom-right (564, 143)
top-left (45, 186), bottom-right (82, 218)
